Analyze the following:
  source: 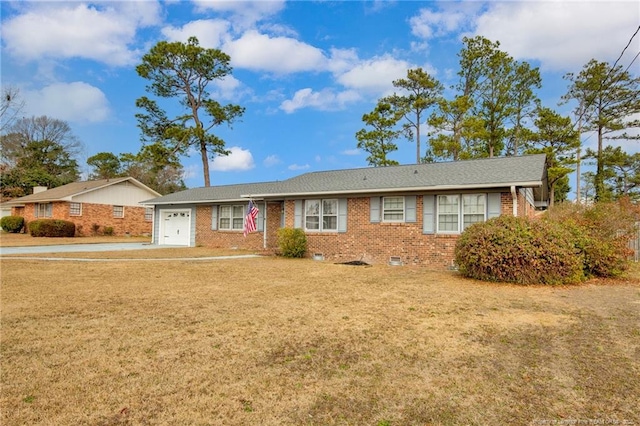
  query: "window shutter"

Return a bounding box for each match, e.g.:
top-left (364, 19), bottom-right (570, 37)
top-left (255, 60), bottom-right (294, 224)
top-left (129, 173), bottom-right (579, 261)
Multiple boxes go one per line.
top-left (405, 195), bottom-right (417, 222)
top-left (370, 197), bottom-right (381, 223)
top-left (338, 199), bottom-right (347, 233)
top-left (423, 195), bottom-right (435, 234)
top-left (487, 193), bottom-right (501, 219)
top-left (257, 202), bottom-right (264, 232)
top-left (211, 205), bottom-right (218, 230)
top-left (294, 200), bottom-right (303, 228)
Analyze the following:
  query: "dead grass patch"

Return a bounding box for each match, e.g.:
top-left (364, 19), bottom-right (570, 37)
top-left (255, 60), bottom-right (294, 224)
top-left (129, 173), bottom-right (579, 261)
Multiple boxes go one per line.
top-left (1, 257), bottom-right (639, 425)
top-left (0, 232), bottom-right (151, 247)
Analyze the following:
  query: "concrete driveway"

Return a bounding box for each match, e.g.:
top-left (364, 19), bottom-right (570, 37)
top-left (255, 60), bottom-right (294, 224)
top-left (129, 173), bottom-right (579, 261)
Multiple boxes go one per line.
top-left (0, 242), bottom-right (183, 255)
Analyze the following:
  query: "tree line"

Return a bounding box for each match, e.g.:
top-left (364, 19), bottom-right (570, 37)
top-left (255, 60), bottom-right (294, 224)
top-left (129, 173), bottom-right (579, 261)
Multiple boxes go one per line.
top-left (356, 36), bottom-right (640, 204)
top-left (1, 35), bottom-right (638, 205)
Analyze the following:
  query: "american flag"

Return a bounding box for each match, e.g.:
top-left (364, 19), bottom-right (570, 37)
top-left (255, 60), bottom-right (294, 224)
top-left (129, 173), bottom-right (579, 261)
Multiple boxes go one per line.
top-left (243, 200), bottom-right (259, 237)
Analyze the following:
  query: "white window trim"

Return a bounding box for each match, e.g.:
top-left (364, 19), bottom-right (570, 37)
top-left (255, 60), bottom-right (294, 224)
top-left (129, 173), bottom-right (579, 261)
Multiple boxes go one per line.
top-left (113, 205), bottom-right (124, 218)
top-left (382, 196), bottom-right (405, 223)
top-left (35, 203), bottom-right (52, 218)
top-left (304, 199), bottom-right (338, 232)
top-left (69, 202), bottom-right (82, 216)
top-left (436, 194), bottom-right (487, 234)
top-left (219, 204), bottom-right (245, 231)
top-left (144, 207), bottom-right (153, 222)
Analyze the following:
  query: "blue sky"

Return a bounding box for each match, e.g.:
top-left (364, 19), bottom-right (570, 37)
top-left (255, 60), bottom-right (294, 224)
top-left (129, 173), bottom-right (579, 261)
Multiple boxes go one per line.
top-left (1, 1), bottom-right (639, 194)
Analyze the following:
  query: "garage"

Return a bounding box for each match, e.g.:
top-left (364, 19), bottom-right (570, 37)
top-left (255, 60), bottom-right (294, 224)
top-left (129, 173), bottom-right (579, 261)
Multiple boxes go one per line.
top-left (160, 210), bottom-right (191, 246)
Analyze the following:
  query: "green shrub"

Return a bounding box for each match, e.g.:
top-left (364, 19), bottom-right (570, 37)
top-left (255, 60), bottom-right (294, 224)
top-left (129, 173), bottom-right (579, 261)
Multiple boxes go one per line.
top-left (455, 216), bottom-right (585, 285)
top-left (0, 215), bottom-right (24, 233)
top-left (29, 219), bottom-right (76, 238)
top-left (544, 201), bottom-right (636, 278)
top-left (277, 228), bottom-right (307, 258)
top-left (91, 223), bottom-right (100, 235)
top-left (103, 226), bottom-right (114, 236)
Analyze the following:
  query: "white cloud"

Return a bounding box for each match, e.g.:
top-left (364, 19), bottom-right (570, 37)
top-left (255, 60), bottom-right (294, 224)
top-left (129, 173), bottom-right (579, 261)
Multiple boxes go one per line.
top-left (161, 19), bottom-right (231, 49)
top-left (263, 155), bottom-right (282, 167)
top-left (24, 82), bottom-right (110, 123)
top-left (192, 0), bottom-right (285, 29)
top-left (288, 163), bottom-right (310, 171)
top-left (224, 30), bottom-right (327, 73)
top-left (2, 2), bottom-right (161, 67)
top-left (410, 9), bottom-right (466, 40)
top-left (182, 164), bottom-right (200, 180)
top-left (211, 146), bottom-right (255, 171)
top-left (341, 149), bottom-right (361, 156)
top-left (280, 88), bottom-right (361, 113)
top-left (336, 55), bottom-right (412, 94)
top-left (473, 2), bottom-right (640, 71)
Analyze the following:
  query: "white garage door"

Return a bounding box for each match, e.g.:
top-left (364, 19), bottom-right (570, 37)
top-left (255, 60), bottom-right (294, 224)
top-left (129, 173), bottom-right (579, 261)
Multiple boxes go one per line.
top-left (161, 210), bottom-right (191, 246)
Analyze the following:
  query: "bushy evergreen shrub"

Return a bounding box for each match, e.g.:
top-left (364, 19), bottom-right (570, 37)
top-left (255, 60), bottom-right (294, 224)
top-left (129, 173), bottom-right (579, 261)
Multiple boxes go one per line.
top-left (544, 201), bottom-right (636, 278)
top-left (277, 228), bottom-right (307, 258)
top-left (0, 215), bottom-right (24, 233)
top-left (29, 219), bottom-right (76, 237)
top-left (455, 216), bottom-right (585, 285)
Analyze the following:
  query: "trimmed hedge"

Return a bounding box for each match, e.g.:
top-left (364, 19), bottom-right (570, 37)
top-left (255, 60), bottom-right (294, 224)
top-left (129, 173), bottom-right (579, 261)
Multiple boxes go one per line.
top-left (455, 216), bottom-right (585, 285)
top-left (0, 215), bottom-right (25, 233)
top-left (29, 219), bottom-right (76, 238)
top-left (277, 228), bottom-right (307, 258)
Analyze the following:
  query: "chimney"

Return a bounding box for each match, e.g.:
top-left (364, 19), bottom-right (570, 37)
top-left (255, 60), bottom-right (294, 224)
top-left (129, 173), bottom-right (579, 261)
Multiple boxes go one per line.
top-left (33, 186), bottom-right (48, 194)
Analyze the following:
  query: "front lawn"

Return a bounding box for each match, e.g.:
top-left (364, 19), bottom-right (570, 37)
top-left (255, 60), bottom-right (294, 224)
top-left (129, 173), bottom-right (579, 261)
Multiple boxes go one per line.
top-left (1, 257), bottom-right (638, 425)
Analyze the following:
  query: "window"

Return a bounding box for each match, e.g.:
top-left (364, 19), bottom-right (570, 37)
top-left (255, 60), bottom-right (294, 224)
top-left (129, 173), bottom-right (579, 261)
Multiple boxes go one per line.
top-left (145, 208), bottom-right (153, 222)
top-left (35, 203), bottom-right (52, 218)
top-left (383, 197), bottom-right (404, 222)
top-left (462, 194), bottom-right (486, 230)
top-left (304, 199), bottom-right (338, 231)
top-left (69, 202), bottom-right (82, 216)
top-left (437, 194), bottom-right (486, 233)
top-left (113, 205), bottom-right (124, 218)
top-left (219, 205), bottom-right (245, 230)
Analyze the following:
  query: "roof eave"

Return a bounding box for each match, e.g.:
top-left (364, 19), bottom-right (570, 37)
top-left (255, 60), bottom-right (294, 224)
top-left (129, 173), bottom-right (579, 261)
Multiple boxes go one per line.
top-left (244, 181), bottom-right (544, 199)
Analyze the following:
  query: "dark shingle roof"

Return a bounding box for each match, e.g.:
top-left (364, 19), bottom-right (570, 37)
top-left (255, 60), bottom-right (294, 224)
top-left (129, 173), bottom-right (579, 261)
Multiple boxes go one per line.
top-left (144, 154), bottom-right (547, 205)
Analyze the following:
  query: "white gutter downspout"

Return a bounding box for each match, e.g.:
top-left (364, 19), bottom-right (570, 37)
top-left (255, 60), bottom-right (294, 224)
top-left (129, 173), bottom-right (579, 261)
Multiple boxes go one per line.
top-left (263, 201), bottom-right (267, 249)
top-left (511, 186), bottom-right (518, 217)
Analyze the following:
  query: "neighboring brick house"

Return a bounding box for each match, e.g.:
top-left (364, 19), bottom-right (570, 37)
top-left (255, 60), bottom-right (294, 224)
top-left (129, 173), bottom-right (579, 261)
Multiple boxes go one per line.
top-left (144, 155), bottom-right (548, 268)
top-left (7, 177), bottom-right (161, 236)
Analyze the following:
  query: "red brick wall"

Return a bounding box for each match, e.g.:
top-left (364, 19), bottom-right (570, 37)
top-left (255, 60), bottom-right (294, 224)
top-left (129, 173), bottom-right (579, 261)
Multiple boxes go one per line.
top-left (282, 197), bottom-right (460, 269)
top-left (194, 202), bottom-right (282, 253)
top-left (189, 190), bottom-right (539, 270)
top-left (12, 202), bottom-right (152, 236)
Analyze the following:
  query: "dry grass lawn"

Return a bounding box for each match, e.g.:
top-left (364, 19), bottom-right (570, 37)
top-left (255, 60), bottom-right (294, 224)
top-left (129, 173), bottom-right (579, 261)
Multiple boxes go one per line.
top-left (1, 249), bottom-right (639, 425)
top-left (0, 232), bottom-right (151, 247)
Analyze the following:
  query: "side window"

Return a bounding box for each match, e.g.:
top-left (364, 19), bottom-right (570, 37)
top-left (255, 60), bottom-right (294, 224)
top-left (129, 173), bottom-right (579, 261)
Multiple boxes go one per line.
top-left (437, 195), bottom-right (459, 232)
top-left (304, 199), bottom-right (339, 231)
top-left (305, 200), bottom-right (320, 230)
top-left (462, 194), bottom-right (486, 230)
top-left (382, 197), bottom-right (404, 222)
top-left (113, 205), bottom-right (124, 218)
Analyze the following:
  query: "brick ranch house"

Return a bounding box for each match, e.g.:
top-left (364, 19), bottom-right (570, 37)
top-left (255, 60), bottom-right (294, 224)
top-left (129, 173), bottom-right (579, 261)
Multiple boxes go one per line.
top-left (7, 177), bottom-right (161, 236)
top-left (144, 154), bottom-right (548, 268)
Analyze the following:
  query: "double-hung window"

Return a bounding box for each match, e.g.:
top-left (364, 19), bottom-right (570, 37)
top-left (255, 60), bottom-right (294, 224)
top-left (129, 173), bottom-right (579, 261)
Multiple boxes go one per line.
top-left (304, 199), bottom-right (338, 231)
top-left (69, 202), bottom-right (82, 216)
top-left (35, 203), bottom-right (52, 218)
top-left (462, 194), bottom-right (486, 229)
top-left (144, 208), bottom-right (153, 221)
top-left (437, 194), bottom-right (486, 233)
top-left (383, 197), bottom-right (404, 222)
top-left (219, 205), bottom-right (244, 230)
top-left (113, 205), bottom-right (124, 218)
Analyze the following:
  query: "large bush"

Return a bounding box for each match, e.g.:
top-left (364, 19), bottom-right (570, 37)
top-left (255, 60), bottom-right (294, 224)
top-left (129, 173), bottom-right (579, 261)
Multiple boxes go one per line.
top-left (1, 215), bottom-right (24, 233)
top-left (29, 219), bottom-right (76, 238)
top-left (455, 216), bottom-right (585, 285)
top-left (277, 228), bottom-right (307, 258)
top-left (544, 201), bottom-right (636, 278)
